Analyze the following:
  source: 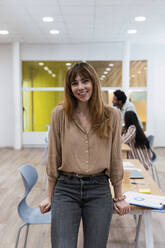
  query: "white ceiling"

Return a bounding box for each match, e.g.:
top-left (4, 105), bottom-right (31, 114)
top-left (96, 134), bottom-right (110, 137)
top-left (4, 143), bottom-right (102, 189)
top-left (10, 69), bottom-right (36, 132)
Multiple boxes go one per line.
top-left (0, 0), bottom-right (165, 44)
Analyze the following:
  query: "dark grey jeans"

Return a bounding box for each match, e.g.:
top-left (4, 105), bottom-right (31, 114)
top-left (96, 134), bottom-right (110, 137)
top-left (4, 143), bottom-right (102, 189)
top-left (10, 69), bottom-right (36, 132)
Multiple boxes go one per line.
top-left (51, 174), bottom-right (113, 248)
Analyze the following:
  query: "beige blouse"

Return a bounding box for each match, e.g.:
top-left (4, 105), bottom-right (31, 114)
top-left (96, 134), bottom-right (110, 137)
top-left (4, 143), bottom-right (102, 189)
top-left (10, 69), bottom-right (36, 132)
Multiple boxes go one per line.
top-left (46, 105), bottom-right (123, 187)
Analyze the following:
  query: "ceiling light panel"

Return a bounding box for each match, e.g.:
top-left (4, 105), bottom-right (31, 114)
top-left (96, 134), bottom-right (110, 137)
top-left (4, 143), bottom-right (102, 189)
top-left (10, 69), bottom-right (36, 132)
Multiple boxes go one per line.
top-left (0, 30), bottom-right (9, 35)
top-left (42, 17), bottom-right (54, 22)
top-left (127, 29), bottom-right (137, 34)
top-left (49, 29), bottom-right (60, 34)
top-left (135, 16), bottom-right (146, 22)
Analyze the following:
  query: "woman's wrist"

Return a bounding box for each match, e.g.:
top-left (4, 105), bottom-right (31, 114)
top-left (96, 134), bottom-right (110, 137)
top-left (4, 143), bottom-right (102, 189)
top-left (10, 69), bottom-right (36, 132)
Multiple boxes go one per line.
top-left (113, 194), bottom-right (126, 203)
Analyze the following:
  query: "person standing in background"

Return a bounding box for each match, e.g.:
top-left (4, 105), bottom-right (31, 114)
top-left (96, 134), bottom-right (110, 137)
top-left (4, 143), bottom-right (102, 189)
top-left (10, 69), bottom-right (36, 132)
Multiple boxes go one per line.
top-left (112, 89), bottom-right (143, 128)
top-left (39, 62), bottom-right (130, 248)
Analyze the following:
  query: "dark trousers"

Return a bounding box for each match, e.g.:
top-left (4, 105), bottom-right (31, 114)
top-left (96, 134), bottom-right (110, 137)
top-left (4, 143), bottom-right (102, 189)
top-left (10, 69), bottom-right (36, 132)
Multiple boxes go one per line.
top-left (51, 174), bottom-right (113, 248)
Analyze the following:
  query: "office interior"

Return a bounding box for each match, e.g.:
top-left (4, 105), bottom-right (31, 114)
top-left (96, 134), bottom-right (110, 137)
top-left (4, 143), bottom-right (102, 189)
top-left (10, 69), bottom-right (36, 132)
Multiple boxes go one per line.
top-left (1, 0), bottom-right (165, 247)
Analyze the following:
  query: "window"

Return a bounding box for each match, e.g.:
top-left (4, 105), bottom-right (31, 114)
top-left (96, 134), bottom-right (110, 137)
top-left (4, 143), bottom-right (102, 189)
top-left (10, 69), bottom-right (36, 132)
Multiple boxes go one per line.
top-left (130, 60), bottom-right (147, 87)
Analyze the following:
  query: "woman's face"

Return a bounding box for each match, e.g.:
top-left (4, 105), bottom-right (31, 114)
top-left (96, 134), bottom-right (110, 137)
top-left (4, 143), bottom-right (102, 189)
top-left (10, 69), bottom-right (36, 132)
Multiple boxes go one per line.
top-left (71, 74), bottom-right (93, 103)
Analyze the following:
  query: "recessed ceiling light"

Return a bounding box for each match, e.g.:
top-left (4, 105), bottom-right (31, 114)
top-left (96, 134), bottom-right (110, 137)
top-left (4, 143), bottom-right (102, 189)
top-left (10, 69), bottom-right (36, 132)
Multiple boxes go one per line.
top-left (104, 71), bottom-right (108, 75)
top-left (135, 16), bottom-right (146, 22)
top-left (52, 74), bottom-right (56, 77)
top-left (109, 63), bottom-right (114, 67)
top-left (127, 29), bottom-right (137, 34)
top-left (48, 70), bottom-right (52, 74)
top-left (44, 66), bottom-right (49, 71)
top-left (49, 29), bottom-right (60, 34)
top-left (102, 75), bottom-right (106, 78)
top-left (43, 17), bottom-right (54, 22)
top-left (106, 68), bottom-right (111, 71)
top-left (137, 71), bottom-right (141, 74)
top-left (132, 74), bottom-right (135, 78)
top-left (66, 63), bottom-right (71, 66)
top-left (0, 30), bottom-right (9, 35)
top-left (38, 62), bottom-right (44, 66)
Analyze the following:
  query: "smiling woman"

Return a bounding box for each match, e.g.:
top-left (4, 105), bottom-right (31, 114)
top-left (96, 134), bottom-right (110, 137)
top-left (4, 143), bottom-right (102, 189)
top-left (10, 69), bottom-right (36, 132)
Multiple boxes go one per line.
top-left (39, 62), bottom-right (130, 248)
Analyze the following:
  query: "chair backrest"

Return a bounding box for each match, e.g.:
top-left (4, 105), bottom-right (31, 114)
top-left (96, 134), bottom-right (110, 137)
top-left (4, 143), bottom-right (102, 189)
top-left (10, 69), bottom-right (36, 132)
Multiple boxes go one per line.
top-left (18, 164), bottom-right (38, 194)
top-left (18, 164), bottom-right (38, 221)
top-left (45, 124), bottom-right (50, 144)
top-left (150, 147), bottom-right (157, 162)
top-left (147, 135), bottom-right (157, 162)
top-left (148, 135), bottom-right (154, 148)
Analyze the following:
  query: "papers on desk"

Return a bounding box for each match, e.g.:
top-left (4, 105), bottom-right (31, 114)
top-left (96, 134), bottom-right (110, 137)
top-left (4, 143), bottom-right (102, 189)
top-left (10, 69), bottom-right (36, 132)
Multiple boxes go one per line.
top-left (129, 170), bottom-right (144, 179)
top-left (123, 161), bottom-right (144, 179)
top-left (124, 191), bottom-right (165, 210)
top-left (123, 162), bottom-right (140, 171)
top-left (123, 161), bottom-right (135, 168)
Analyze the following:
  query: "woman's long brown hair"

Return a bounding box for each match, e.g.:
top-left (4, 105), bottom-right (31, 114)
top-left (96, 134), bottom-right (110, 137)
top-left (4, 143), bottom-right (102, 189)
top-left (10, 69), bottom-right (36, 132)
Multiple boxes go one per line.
top-left (63, 62), bottom-right (112, 138)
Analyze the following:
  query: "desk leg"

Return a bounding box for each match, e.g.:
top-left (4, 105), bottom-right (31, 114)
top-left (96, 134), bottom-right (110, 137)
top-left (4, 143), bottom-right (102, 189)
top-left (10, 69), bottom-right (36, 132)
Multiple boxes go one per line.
top-left (144, 211), bottom-right (154, 248)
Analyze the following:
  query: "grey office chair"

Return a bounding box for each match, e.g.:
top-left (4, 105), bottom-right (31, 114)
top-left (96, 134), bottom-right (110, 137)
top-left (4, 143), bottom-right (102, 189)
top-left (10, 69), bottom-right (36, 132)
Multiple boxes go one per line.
top-left (148, 135), bottom-right (154, 148)
top-left (148, 135), bottom-right (160, 187)
top-left (15, 164), bottom-right (51, 248)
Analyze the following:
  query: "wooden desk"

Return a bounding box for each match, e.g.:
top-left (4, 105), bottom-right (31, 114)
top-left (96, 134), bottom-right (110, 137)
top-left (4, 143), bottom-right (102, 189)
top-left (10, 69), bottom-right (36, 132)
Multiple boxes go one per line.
top-left (122, 159), bottom-right (165, 248)
top-left (121, 143), bottom-right (130, 159)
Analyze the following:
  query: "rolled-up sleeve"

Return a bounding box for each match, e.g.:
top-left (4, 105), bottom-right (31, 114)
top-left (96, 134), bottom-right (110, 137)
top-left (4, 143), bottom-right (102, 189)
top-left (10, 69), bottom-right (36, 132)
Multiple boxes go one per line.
top-left (121, 125), bottom-right (136, 144)
top-left (109, 109), bottom-right (123, 187)
top-left (46, 107), bottom-right (62, 184)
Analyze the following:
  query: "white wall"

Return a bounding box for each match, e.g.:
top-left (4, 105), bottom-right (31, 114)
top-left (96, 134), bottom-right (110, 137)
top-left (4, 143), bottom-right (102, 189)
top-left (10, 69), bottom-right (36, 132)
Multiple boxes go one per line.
top-left (21, 42), bottom-right (123, 61)
top-left (0, 44), bottom-right (14, 147)
top-left (0, 42), bottom-right (165, 147)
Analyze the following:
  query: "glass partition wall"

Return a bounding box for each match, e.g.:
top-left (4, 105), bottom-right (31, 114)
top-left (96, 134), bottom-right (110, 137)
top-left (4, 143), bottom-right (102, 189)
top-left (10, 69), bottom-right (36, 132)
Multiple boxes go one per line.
top-left (22, 60), bottom-right (147, 133)
top-left (129, 60), bottom-right (147, 129)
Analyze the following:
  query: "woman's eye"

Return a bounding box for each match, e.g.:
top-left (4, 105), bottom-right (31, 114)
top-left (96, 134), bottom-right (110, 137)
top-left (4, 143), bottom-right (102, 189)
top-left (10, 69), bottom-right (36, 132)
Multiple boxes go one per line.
top-left (71, 81), bottom-right (77, 86)
top-left (83, 79), bottom-right (89, 83)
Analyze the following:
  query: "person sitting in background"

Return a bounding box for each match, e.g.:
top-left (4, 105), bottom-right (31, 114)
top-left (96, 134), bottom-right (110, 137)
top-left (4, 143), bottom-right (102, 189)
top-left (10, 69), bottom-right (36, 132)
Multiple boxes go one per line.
top-left (121, 111), bottom-right (152, 170)
top-left (112, 89), bottom-right (143, 128)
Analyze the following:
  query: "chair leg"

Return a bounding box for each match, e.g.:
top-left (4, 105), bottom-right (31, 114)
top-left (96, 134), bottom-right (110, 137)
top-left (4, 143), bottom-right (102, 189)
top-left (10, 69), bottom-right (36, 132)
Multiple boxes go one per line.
top-left (15, 223), bottom-right (28, 248)
top-left (151, 165), bottom-right (156, 182)
top-left (24, 224), bottom-right (29, 248)
top-left (134, 215), bottom-right (142, 248)
top-left (133, 214), bottom-right (137, 223)
top-left (154, 166), bottom-right (161, 188)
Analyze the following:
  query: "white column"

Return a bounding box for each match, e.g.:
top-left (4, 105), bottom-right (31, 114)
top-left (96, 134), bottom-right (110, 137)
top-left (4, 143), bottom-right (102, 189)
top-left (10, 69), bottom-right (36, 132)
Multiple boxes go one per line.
top-left (122, 41), bottom-right (130, 95)
top-left (12, 42), bottom-right (22, 149)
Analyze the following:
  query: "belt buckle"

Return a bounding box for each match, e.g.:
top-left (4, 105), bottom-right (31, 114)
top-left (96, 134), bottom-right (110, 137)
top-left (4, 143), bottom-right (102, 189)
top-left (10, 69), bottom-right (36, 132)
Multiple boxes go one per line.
top-left (75, 173), bottom-right (83, 178)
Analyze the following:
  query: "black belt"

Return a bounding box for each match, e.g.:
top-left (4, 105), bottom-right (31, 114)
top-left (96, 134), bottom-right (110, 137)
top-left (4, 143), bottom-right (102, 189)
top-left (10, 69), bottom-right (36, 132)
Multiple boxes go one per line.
top-left (60, 171), bottom-right (105, 178)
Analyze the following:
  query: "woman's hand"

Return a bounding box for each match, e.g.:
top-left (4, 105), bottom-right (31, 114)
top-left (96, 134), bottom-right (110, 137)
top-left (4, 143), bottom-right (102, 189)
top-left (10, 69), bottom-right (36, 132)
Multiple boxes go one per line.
top-left (114, 200), bottom-right (130, 215)
top-left (39, 197), bottom-right (51, 214)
